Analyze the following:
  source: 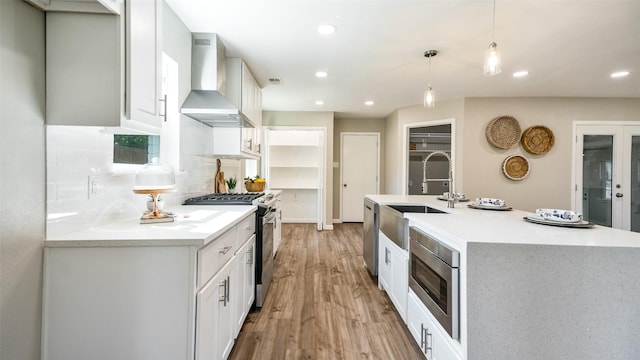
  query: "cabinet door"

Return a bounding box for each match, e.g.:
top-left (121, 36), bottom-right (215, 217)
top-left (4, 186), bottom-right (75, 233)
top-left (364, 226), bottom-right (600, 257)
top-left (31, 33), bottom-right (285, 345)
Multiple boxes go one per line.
top-left (233, 235), bottom-right (256, 338)
top-left (195, 272), bottom-right (223, 360)
top-left (126, 0), bottom-right (163, 128)
top-left (378, 233), bottom-right (392, 292)
top-left (195, 262), bottom-right (234, 360)
top-left (390, 246), bottom-right (408, 323)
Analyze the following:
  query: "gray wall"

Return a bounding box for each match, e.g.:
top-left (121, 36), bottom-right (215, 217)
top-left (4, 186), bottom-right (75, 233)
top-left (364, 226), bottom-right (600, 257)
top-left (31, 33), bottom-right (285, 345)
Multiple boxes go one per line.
top-left (0, 1), bottom-right (46, 359)
top-left (384, 97), bottom-right (640, 212)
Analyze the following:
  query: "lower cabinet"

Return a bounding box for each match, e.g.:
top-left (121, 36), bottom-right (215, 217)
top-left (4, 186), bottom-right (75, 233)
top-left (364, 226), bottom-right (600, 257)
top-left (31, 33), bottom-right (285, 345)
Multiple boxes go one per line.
top-left (407, 290), bottom-right (462, 360)
top-left (41, 212), bottom-right (257, 360)
top-left (378, 232), bottom-right (408, 322)
top-left (233, 235), bottom-right (256, 338)
top-left (195, 261), bottom-right (235, 360)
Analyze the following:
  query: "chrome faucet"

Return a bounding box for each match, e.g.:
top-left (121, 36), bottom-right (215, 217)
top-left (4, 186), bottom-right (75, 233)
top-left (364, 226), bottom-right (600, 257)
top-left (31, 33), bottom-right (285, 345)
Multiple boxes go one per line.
top-left (422, 150), bottom-right (455, 208)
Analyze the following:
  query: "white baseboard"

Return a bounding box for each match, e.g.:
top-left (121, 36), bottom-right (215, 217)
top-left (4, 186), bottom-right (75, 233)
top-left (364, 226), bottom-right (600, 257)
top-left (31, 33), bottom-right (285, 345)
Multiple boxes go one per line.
top-left (332, 219), bottom-right (342, 224)
top-left (323, 224), bottom-right (334, 230)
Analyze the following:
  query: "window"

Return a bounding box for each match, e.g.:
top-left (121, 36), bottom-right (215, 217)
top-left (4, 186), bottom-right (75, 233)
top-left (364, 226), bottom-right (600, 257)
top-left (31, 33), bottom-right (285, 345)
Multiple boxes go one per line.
top-left (113, 135), bottom-right (160, 165)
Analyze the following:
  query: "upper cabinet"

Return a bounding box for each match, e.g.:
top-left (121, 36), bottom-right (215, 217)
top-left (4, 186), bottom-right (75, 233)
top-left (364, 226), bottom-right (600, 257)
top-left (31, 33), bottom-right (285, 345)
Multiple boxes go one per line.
top-left (124, 0), bottom-right (163, 130)
top-left (45, 0), bottom-right (164, 134)
top-left (212, 58), bottom-right (262, 158)
top-left (24, 0), bottom-right (121, 14)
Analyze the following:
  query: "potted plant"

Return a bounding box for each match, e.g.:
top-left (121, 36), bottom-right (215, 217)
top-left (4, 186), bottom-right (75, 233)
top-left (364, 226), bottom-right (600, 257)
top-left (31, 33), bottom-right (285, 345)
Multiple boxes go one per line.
top-left (226, 177), bottom-right (237, 193)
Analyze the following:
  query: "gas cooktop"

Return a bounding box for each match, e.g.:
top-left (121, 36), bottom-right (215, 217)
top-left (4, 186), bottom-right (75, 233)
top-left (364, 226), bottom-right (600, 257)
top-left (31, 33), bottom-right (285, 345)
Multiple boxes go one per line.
top-left (183, 192), bottom-right (265, 205)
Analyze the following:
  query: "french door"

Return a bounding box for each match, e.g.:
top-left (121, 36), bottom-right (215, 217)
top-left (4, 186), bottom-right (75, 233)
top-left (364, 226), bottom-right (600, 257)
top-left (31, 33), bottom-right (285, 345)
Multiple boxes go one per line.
top-left (574, 123), bottom-right (640, 232)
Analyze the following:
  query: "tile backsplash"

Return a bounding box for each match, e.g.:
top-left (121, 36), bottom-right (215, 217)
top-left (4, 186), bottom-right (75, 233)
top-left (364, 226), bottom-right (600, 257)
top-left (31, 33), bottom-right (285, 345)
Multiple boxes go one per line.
top-left (46, 116), bottom-right (244, 238)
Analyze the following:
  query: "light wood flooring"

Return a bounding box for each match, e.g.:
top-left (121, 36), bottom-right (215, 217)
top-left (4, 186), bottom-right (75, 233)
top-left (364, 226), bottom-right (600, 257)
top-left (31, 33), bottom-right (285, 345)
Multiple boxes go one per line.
top-left (229, 223), bottom-right (423, 359)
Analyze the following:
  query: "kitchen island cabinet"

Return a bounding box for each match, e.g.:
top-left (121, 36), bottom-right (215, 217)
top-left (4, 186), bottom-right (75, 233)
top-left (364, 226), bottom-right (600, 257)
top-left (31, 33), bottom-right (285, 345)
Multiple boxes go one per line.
top-left (42, 206), bottom-right (256, 360)
top-left (378, 231), bottom-right (408, 323)
top-left (366, 194), bottom-right (640, 360)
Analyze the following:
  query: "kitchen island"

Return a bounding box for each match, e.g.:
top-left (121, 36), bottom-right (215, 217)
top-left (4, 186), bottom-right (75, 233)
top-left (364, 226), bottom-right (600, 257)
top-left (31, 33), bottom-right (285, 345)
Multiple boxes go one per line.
top-left (42, 205), bottom-right (257, 360)
top-left (366, 194), bottom-right (640, 360)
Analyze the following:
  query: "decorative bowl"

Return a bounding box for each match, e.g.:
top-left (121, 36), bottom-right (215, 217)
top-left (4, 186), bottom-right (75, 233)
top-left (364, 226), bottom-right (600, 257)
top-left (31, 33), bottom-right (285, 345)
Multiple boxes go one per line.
top-left (535, 209), bottom-right (583, 223)
top-left (475, 198), bottom-right (505, 207)
top-left (245, 181), bottom-right (266, 192)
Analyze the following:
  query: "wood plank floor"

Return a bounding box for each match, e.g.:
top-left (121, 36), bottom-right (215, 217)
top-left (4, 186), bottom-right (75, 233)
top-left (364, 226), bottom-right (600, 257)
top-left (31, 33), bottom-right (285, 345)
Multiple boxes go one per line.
top-left (229, 223), bottom-right (424, 360)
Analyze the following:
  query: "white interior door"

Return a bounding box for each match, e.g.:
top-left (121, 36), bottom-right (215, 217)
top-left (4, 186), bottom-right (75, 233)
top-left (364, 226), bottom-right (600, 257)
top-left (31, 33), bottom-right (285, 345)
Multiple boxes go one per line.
top-left (341, 133), bottom-right (379, 222)
top-left (574, 122), bottom-right (640, 231)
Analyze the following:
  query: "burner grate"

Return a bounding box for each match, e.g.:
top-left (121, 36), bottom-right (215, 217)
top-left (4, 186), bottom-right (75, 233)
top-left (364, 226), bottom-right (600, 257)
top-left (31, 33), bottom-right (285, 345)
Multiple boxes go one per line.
top-left (184, 192), bottom-right (265, 205)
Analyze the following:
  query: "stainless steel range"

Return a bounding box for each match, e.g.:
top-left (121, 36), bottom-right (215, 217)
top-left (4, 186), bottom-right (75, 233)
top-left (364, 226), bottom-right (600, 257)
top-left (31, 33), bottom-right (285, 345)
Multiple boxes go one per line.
top-left (183, 192), bottom-right (279, 308)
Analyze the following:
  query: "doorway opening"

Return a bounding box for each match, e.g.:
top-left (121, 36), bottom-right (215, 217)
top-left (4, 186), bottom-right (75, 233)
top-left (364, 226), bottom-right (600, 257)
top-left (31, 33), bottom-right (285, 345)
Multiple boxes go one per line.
top-left (402, 119), bottom-right (455, 196)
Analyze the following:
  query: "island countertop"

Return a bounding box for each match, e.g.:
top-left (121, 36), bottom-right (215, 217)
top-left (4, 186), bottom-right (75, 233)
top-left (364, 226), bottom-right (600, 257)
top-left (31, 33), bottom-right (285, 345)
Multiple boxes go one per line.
top-left (45, 205), bottom-right (256, 247)
top-left (365, 194), bottom-right (640, 249)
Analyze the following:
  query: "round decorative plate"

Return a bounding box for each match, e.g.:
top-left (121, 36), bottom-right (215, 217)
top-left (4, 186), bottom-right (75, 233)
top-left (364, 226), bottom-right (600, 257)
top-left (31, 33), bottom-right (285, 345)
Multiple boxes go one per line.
top-left (502, 155), bottom-right (530, 180)
top-left (486, 116), bottom-right (521, 149)
top-left (521, 125), bottom-right (554, 155)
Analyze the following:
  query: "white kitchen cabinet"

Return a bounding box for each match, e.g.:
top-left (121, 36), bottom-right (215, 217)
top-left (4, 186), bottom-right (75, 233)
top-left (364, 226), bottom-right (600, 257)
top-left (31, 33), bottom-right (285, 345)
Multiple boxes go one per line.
top-left (23, 0), bottom-right (120, 14)
top-left (125, 0), bottom-right (163, 129)
top-left (42, 211), bottom-right (256, 360)
top-left (378, 231), bottom-right (408, 323)
top-left (233, 235), bottom-right (256, 338)
top-left (45, 0), bottom-right (163, 133)
top-left (196, 260), bottom-right (234, 360)
top-left (266, 129), bottom-right (323, 228)
top-left (407, 290), bottom-right (462, 360)
top-left (212, 58), bottom-right (262, 159)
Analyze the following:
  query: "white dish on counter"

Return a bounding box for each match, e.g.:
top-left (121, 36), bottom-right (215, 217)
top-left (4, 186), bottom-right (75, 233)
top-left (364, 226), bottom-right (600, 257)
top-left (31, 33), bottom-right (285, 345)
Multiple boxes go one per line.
top-left (524, 214), bottom-right (593, 228)
top-left (474, 198), bottom-right (505, 207)
top-left (535, 208), bottom-right (583, 223)
top-left (467, 203), bottom-right (512, 211)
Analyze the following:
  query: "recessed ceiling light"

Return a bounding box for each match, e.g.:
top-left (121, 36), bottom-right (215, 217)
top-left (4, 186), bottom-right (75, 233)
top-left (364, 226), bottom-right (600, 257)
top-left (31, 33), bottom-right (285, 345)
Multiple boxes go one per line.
top-left (365, 100), bottom-right (374, 106)
top-left (611, 71), bottom-right (630, 78)
top-left (317, 24), bottom-right (337, 35)
top-left (513, 70), bottom-right (529, 78)
top-left (315, 100), bottom-right (324, 105)
top-left (315, 71), bottom-right (328, 78)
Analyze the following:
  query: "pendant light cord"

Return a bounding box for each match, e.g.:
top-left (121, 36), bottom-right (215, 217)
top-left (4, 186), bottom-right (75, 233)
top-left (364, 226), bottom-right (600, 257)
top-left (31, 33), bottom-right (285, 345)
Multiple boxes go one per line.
top-left (491, 0), bottom-right (496, 42)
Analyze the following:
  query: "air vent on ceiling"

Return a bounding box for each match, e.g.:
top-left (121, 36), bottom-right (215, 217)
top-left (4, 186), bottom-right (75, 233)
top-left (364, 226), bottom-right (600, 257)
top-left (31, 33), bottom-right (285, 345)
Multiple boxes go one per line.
top-left (268, 77), bottom-right (282, 85)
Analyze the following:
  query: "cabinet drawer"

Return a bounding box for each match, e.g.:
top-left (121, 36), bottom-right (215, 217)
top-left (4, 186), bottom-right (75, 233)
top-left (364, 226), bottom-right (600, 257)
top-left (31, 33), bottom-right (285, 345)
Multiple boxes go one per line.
top-left (237, 213), bottom-right (256, 249)
top-left (198, 227), bottom-right (236, 288)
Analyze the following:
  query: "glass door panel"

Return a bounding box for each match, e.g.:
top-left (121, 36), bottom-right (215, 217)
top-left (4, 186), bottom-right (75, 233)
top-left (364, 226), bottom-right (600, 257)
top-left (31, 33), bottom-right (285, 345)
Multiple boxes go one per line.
top-left (582, 135), bottom-right (613, 227)
top-left (628, 134), bottom-right (640, 232)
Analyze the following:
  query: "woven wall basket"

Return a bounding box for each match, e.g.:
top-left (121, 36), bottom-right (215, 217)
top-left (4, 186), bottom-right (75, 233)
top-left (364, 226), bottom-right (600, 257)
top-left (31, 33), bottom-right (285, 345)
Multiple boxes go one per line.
top-left (486, 116), bottom-right (522, 149)
top-left (521, 125), bottom-right (555, 155)
top-left (502, 155), bottom-right (530, 180)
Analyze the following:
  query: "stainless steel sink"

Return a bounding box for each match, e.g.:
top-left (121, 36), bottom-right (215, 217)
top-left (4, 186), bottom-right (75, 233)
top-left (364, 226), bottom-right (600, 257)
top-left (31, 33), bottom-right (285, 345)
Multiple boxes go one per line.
top-left (380, 204), bottom-right (448, 249)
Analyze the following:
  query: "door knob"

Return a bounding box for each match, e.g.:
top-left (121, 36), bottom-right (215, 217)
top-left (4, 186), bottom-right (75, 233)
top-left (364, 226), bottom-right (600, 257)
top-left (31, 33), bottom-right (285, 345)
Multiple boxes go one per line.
top-left (616, 193), bottom-right (623, 198)
top-left (343, 184), bottom-right (347, 187)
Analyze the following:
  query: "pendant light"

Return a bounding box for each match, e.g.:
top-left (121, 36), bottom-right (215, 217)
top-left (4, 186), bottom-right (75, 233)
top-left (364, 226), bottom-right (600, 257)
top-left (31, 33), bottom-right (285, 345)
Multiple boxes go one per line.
top-left (484, 0), bottom-right (502, 76)
top-left (423, 50), bottom-right (438, 108)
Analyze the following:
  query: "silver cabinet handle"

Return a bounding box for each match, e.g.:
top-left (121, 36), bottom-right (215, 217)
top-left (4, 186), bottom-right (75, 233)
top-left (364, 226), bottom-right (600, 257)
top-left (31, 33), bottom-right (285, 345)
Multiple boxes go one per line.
top-left (219, 245), bottom-right (232, 255)
top-left (159, 94), bottom-right (167, 121)
top-left (384, 247), bottom-right (390, 265)
top-left (420, 324), bottom-right (427, 353)
top-left (219, 279), bottom-right (227, 305)
top-left (225, 276), bottom-right (230, 305)
top-left (247, 247), bottom-right (253, 265)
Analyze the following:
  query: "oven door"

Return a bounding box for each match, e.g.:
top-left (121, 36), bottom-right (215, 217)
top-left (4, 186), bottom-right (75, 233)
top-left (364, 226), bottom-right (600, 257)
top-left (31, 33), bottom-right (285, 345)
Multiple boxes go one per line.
top-left (409, 238), bottom-right (459, 339)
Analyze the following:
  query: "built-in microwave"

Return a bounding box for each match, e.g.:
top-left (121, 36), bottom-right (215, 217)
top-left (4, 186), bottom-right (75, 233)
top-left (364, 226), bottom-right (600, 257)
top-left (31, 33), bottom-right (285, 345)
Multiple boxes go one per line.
top-left (409, 226), bottom-right (460, 340)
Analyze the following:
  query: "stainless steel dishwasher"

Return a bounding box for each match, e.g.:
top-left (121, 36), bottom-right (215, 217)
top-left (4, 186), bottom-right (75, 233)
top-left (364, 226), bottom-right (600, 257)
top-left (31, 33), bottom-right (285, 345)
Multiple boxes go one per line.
top-left (363, 198), bottom-right (379, 276)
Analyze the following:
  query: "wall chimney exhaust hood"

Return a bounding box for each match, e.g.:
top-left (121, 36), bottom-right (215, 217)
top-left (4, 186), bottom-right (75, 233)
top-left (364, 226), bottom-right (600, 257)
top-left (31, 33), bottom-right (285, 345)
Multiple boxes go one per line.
top-left (181, 33), bottom-right (255, 128)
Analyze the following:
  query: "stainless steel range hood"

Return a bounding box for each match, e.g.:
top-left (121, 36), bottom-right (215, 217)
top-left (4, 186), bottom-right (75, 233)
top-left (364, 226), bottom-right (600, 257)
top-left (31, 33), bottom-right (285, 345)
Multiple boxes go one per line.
top-left (181, 33), bottom-right (254, 128)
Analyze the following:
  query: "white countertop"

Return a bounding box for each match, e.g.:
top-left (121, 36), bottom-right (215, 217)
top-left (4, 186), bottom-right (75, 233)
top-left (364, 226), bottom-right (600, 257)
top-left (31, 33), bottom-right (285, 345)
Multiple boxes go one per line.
top-left (366, 194), bottom-right (640, 249)
top-left (45, 205), bottom-right (257, 247)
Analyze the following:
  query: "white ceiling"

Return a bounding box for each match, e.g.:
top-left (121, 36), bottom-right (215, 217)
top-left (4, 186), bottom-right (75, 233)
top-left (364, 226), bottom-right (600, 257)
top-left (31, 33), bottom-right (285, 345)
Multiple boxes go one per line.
top-left (165, 0), bottom-right (640, 118)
